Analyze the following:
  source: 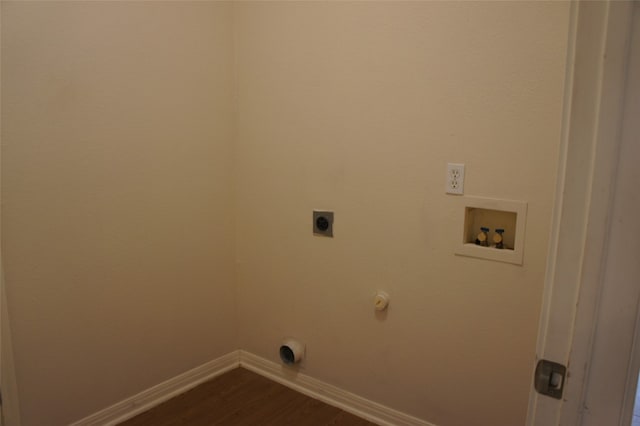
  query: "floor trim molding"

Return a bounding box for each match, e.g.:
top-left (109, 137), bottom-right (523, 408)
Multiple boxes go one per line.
top-left (70, 350), bottom-right (435, 426)
top-left (70, 350), bottom-right (240, 426)
top-left (239, 350), bottom-right (435, 426)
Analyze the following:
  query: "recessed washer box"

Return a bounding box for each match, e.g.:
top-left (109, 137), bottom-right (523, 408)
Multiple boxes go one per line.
top-left (455, 196), bottom-right (527, 265)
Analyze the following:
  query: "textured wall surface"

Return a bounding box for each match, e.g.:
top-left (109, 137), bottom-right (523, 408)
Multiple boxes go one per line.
top-left (2, 2), bottom-right (571, 425)
top-left (1, 3), bottom-right (236, 424)
top-left (234, 3), bottom-right (569, 426)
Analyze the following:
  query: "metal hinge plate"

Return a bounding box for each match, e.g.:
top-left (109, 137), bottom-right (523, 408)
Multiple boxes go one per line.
top-left (534, 359), bottom-right (567, 399)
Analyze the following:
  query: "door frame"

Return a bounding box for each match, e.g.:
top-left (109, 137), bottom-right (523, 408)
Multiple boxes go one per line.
top-left (580, 3), bottom-right (640, 424)
top-left (527, 1), bottom-right (636, 425)
top-left (0, 2), bottom-right (22, 424)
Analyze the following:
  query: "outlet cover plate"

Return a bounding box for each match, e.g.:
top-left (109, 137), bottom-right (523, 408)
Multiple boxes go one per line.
top-left (446, 163), bottom-right (465, 195)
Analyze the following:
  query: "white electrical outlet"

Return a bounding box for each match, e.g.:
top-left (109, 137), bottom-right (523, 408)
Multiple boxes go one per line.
top-left (446, 163), bottom-right (465, 195)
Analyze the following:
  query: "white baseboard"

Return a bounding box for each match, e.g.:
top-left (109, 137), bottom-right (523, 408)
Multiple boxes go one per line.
top-left (70, 349), bottom-right (435, 426)
top-left (70, 350), bottom-right (240, 426)
top-left (239, 350), bottom-right (435, 426)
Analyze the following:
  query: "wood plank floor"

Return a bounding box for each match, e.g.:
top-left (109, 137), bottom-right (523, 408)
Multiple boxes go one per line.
top-left (119, 367), bottom-right (378, 426)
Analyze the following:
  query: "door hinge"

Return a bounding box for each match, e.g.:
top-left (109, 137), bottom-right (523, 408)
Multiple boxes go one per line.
top-left (534, 359), bottom-right (567, 399)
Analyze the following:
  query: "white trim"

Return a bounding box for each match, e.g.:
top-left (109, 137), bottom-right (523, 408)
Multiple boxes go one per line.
top-left (581, 3), bottom-right (640, 424)
top-left (557, 2), bottom-right (628, 422)
top-left (622, 308), bottom-right (640, 426)
top-left (69, 349), bottom-right (435, 426)
top-left (0, 278), bottom-right (21, 426)
top-left (0, 3), bottom-right (20, 425)
top-left (69, 351), bottom-right (240, 426)
top-left (239, 350), bottom-right (435, 426)
top-left (527, 1), bottom-right (635, 425)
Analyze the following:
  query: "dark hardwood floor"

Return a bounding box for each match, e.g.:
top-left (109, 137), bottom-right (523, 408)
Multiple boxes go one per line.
top-left (119, 367), bottom-right (378, 426)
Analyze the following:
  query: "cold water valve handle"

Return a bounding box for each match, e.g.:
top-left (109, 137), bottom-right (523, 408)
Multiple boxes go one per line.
top-left (476, 227), bottom-right (490, 247)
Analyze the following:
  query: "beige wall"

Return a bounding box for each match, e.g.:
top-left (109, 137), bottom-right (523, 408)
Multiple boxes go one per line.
top-left (1, 2), bottom-right (236, 425)
top-left (234, 2), bottom-right (569, 426)
top-left (2, 2), bottom-right (571, 426)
